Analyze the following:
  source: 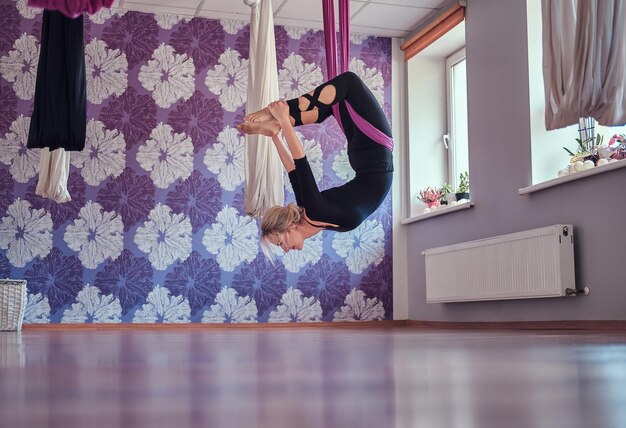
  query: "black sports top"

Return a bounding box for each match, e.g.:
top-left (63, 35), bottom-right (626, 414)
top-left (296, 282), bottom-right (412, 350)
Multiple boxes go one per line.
top-left (288, 157), bottom-right (392, 232)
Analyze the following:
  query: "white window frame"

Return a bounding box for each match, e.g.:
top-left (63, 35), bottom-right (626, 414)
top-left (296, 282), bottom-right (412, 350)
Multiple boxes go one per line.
top-left (445, 48), bottom-right (468, 189)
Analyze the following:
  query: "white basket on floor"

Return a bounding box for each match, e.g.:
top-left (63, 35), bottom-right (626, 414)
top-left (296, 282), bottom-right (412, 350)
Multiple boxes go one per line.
top-left (0, 279), bottom-right (28, 331)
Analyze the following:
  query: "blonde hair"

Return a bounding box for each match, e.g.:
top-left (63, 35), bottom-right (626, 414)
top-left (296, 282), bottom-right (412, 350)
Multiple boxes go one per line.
top-left (260, 203), bottom-right (305, 262)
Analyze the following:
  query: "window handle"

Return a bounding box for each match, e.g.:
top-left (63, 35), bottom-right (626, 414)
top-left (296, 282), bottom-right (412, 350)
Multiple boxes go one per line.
top-left (442, 134), bottom-right (450, 149)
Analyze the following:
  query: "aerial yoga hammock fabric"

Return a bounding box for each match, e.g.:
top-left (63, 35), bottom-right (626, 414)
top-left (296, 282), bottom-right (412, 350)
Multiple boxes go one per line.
top-left (26, 2), bottom-right (113, 203)
top-left (27, 8), bottom-right (89, 203)
top-left (243, 0), bottom-right (285, 217)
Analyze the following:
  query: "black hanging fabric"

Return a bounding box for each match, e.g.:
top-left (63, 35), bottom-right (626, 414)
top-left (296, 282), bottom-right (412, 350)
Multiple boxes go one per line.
top-left (27, 10), bottom-right (86, 151)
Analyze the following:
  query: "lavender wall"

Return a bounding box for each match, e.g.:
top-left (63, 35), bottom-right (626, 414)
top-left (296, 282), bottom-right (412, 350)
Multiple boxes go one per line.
top-left (407, 0), bottom-right (626, 322)
top-left (0, 0), bottom-right (393, 323)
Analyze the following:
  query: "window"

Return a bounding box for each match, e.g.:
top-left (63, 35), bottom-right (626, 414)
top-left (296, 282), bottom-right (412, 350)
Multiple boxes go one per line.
top-left (526, 0), bottom-right (626, 188)
top-left (405, 21), bottom-right (467, 218)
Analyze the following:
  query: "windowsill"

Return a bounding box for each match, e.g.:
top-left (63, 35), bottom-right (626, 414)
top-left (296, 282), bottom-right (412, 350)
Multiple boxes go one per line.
top-left (519, 159), bottom-right (626, 195)
top-left (401, 201), bottom-right (473, 225)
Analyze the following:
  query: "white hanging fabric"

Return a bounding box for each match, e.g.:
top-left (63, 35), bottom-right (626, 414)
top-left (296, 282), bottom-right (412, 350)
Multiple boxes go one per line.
top-left (35, 148), bottom-right (71, 203)
top-left (243, 0), bottom-right (284, 217)
top-left (542, 0), bottom-right (626, 130)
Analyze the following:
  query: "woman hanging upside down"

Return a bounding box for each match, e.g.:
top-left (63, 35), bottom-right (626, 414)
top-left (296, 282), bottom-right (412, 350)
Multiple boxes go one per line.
top-left (237, 71), bottom-right (393, 258)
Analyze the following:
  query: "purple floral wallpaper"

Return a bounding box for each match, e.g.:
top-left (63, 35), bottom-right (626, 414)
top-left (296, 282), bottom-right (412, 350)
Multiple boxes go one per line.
top-left (0, 0), bottom-right (393, 323)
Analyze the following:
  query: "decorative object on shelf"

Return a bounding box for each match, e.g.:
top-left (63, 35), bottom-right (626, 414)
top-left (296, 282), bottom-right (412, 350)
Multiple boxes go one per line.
top-left (455, 171), bottom-right (470, 201)
top-left (563, 134), bottom-right (604, 165)
top-left (418, 186), bottom-right (443, 210)
top-left (558, 133), bottom-right (624, 177)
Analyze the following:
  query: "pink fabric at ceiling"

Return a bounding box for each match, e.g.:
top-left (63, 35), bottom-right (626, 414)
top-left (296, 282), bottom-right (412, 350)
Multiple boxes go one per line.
top-left (27, 0), bottom-right (114, 18)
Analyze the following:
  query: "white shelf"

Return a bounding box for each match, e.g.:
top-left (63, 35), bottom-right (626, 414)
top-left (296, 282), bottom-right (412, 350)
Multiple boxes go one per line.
top-left (519, 159), bottom-right (626, 195)
top-left (401, 201), bottom-right (473, 225)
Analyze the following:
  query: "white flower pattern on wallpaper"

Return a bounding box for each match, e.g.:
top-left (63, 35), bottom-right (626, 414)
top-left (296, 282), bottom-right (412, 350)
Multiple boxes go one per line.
top-left (154, 13), bottom-right (190, 30)
top-left (350, 33), bottom-right (368, 45)
top-left (134, 203), bottom-right (192, 271)
top-left (281, 232), bottom-right (323, 273)
top-left (333, 289), bottom-right (385, 321)
top-left (202, 287), bottom-right (257, 323)
top-left (284, 26), bottom-right (309, 40)
top-left (16, 0), bottom-right (42, 19)
top-left (88, 7), bottom-right (126, 24)
top-left (137, 122), bottom-right (193, 189)
top-left (204, 48), bottom-right (248, 112)
top-left (24, 293), bottom-right (51, 323)
top-left (71, 119), bottom-right (125, 186)
top-left (138, 43), bottom-right (195, 108)
top-left (61, 284), bottom-right (122, 323)
top-left (269, 288), bottom-right (322, 322)
top-left (284, 132), bottom-right (322, 193)
top-left (85, 38), bottom-right (128, 104)
top-left (350, 58), bottom-right (384, 106)
top-left (0, 198), bottom-right (52, 268)
top-left (132, 285), bottom-right (191, 323)
top-left (203, 126), bottom-right (244, 191)
top-left (332, 149), bottom-right (355, 181)
top-left (202, 206), bottom-right (257, 272)
top-left (0, 33), bottom-right (39, 100)
top-left (220, 19), bottom-right (246, 35)
top-left (0, 115), bottom-right (40, 183)
top-left (332, 219), bottom-right (384, 274)
top-left (63, 201), bottom-right (124, 270)
top-left (278, 53), bottom-right (323, 100)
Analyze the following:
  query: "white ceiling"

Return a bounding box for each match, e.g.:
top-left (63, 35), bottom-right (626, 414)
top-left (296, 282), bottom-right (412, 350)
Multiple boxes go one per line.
top-left (111, 0), bottom-right (447, 38)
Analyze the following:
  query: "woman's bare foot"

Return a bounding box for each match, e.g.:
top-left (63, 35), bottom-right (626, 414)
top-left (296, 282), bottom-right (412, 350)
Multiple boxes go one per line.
top-left (244, 107), bottom-right (273, 123)
top-left (237, 120), bottom-right (280, 137)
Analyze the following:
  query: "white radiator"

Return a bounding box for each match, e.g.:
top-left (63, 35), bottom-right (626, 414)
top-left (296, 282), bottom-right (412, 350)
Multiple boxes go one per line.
top-left (423, 225), bottom-right (575, 303)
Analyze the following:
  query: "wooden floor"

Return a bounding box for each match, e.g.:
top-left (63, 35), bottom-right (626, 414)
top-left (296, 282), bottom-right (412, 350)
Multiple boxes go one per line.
top-left (2, 326), bottom-right (626, 428)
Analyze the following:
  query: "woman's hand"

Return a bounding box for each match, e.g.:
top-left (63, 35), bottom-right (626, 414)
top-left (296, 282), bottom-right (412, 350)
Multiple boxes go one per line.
top-left (267, 100), bottom-right (291, 127)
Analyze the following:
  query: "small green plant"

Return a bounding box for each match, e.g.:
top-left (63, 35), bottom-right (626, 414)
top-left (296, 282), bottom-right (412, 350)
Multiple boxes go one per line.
top-left (457, 171), bottom-right (469, 193)
top-left (440, 182), bottom-right (454, 194)
top-left (439, 182), bottom-right (453, 204)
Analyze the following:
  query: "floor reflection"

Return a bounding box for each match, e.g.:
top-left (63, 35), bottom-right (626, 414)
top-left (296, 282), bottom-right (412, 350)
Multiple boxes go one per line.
top-left (1, 328), bottom-right (626, 428)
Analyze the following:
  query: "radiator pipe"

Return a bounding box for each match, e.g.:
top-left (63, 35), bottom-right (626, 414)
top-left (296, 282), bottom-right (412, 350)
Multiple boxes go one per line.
top-left (566, 287), bottom-right (590, 296)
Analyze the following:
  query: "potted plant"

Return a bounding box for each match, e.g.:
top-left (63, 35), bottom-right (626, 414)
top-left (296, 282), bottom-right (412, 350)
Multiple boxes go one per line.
top-left (418, 186), bottom-right (443, 208)
top-left (440, 182), bottom-right (454, 205)
top-left (455, 171), bottom-right (469, 201)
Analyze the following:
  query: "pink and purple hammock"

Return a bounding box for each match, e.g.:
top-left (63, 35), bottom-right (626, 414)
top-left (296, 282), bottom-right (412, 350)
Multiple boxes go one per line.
top-left (323, 0), bottom-right (393, 152)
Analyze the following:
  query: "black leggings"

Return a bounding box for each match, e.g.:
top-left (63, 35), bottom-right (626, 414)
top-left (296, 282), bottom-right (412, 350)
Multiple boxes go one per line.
top-left (286, 71), bottom-right (393, 174)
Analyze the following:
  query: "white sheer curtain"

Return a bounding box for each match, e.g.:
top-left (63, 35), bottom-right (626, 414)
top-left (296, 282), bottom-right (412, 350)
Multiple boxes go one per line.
top-left (36, 148), bottom-right (71, 203)
top-left (243, 0), bottom-right (284, 217)
top-left (542, 0), bottom-right (626, 130)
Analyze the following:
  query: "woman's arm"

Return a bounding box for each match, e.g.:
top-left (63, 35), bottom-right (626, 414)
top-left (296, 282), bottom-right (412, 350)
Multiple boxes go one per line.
top-left (271, 134), bottom-right (295, 173)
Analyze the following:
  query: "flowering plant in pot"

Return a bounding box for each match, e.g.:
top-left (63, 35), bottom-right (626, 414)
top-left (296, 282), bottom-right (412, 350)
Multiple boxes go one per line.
top-left (418, 186), bottom-right (443, 208)
top-left (608, 133), bottom-right (626, 160)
